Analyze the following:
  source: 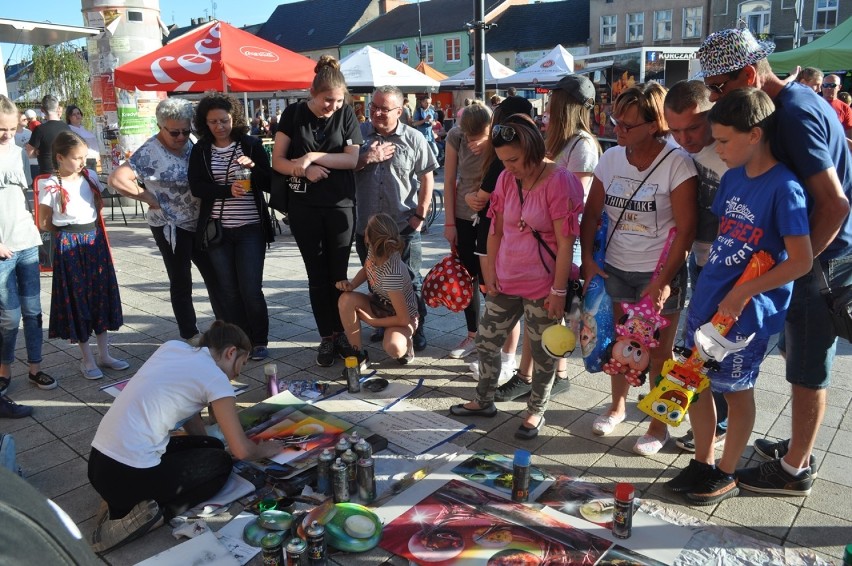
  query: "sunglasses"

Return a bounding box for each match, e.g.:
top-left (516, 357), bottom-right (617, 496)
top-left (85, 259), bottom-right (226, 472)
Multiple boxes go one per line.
top-left (161, 126), bottom-right (191, 138)
top-left (822, 82), bottom-right (839, 89)
top-left (704, 78), bottom-right (732, 95)
top-left (491, 124), bottom-right (517, 144)
top-left (609, 115), bottom-right (650, 132)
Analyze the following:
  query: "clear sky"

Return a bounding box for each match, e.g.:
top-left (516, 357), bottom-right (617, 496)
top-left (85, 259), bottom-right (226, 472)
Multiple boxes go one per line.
top-left (2, 0), bottom-right (295, 65)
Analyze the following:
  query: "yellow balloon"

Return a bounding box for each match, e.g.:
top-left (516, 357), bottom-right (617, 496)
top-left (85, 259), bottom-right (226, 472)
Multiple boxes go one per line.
top-left (542, 324), bottom-right (577, 358)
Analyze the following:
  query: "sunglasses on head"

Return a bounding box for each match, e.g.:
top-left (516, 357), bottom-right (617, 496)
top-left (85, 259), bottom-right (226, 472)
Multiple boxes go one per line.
top-left (822, 82), bottom-right (839, 89)
top-left (161, 126), bottom-right (191, 138)
top-left (491, 124), bottom-right (517, 145)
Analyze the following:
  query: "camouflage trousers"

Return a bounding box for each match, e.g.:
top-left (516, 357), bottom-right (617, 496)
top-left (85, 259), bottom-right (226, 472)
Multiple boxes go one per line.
top-left (474, 293), bottom-right (556, 417)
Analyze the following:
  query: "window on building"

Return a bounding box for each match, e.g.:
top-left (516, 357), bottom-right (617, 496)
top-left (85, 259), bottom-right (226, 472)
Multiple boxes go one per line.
top-left (738, 0), bottom-right (771, 36)
top-left (654, 10), bottom-right (673, 40)
top-left (445, 37), bottom-right (461, 62)
top-left (127, 11), bottom-right (143, 22)
top-left (815, 0), bottom-right (839, 29)
top-left (683, 7), bottom-right (703, 38)
top-left (420, 40), bottom-right (434, 64)
top-left (627, 12), bottom-right (644, 43)
top-left (601, 14), bottom-right (617, 45)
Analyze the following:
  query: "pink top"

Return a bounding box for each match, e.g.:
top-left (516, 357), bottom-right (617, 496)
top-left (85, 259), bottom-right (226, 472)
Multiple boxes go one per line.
top-left (488, 166), bottom-right (583, 299)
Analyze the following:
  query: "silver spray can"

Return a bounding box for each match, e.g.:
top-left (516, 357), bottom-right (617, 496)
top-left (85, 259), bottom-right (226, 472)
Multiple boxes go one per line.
top-left (315, 448), bottom-right (334, 495)
top-left (330, 457), bottom-right (349, 503)
top-left (304, 520), bottom-right (326, 566)
top-left (353, 437), bottom-right (372, 461)
top-left (341, 448), bottom-right (358, 497)
top-left (334, 436), bottom-right (351, 460)
top-left (357, 457), bottom-right (376, 503)
top-left (284, 536), bottom-right (307, 566)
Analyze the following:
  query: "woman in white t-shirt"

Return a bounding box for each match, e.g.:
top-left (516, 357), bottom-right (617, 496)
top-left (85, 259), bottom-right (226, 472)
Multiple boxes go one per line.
top-left (580, 82), bottom-right (697, 456)
top-left (87, 321), bottom-right (283, 553)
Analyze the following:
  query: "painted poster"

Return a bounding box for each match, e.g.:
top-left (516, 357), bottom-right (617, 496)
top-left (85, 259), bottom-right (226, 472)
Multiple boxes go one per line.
top-left (380, 479), bottom-right (612, 565)
top-left (451, 451), bottom-right (550, 498)
top-left (536, 475), bottom-right (618, 528)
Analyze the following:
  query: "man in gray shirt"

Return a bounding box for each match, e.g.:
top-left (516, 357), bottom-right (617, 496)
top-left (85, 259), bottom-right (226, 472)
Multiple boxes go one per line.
top-left (356, 86), bottom-right (438, 351)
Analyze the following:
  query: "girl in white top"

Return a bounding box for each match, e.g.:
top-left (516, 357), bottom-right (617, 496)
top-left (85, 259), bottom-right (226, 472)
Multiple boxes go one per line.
top-left (37, 131), bottom-right (127, 381)
top-left (88, 322), bottom-right (283, 553)
top-left (337, 213), bottom-right (419, 368)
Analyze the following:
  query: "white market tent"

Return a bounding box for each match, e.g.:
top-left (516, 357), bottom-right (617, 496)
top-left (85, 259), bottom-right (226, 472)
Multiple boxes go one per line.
top-left (340, 46), bottom-right (440, 93)
top-left (498, 44), bottom-right (575, 88)
top-left (439, 55), bottom-right (516, 90)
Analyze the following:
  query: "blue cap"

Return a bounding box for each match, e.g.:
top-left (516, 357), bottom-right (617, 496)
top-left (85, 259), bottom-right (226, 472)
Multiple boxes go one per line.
top-left (514, 449), bottom-right (531, 467)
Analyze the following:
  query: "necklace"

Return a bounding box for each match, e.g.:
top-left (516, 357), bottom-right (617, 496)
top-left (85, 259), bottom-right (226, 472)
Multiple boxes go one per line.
top-left (517, 164), bottom-right (547, 232)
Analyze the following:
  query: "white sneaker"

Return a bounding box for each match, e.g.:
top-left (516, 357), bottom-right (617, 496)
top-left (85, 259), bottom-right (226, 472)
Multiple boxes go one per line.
top-left (449, 335), bottom-right (477, 359)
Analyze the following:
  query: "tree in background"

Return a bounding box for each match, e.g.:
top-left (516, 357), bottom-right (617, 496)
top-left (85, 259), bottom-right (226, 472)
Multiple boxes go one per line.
top-left (25, 44), bottom-right (94, 129)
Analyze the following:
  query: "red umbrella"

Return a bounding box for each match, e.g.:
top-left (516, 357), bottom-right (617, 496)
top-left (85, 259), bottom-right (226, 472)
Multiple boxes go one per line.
top-left (114, 20), bottom-right (315, 92)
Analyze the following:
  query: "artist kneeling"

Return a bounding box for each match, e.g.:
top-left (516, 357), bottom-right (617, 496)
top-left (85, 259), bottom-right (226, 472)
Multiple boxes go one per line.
top-left (87, 321), bottom-right (282, 554)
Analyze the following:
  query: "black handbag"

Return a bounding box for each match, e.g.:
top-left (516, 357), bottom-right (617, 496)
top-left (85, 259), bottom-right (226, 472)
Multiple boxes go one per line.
top-left (815, 261), bottom-right (852, 342)
top-left (201, 199), bottom-right (226, 250)
top-left (268, 171), bottom-right (307, 213)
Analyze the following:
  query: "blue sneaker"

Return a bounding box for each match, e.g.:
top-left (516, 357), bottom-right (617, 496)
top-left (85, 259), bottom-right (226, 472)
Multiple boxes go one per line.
top-left (0, 396), bottom-right (33, 420)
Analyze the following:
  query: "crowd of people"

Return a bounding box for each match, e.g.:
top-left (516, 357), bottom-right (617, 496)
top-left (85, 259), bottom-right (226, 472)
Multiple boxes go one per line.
top-left (0, 26), bottom-right (850, 553)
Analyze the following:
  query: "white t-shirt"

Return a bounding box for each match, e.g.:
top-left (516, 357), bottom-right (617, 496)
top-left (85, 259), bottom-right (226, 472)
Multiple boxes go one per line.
top-left (594, 140), bottom-right (697, 272)
top-left (91, 341), bottom-right (235, 469)
top-left (555, 131), bottom-right (599, 202)
top-left (14, 128), bottom-right (31, 148)
top-left (37, 170), bottom-right (103, 226)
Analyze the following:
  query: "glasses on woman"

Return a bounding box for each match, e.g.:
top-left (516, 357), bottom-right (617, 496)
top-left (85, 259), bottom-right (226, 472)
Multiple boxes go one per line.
top-left (609, 115), bottom-right (651, 132)
top-left (206, 117), bottom-right (232, 127)
top-left (491, 124), bottom-right (517, 145)
top-left (160, 126), bottom-right (192, 138)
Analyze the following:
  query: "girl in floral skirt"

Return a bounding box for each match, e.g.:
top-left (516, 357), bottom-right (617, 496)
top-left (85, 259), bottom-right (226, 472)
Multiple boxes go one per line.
top-left (37, 131), bottom-right (127, 380)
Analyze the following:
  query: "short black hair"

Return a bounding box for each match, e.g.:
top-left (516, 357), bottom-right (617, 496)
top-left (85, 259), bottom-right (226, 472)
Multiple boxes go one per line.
top-left (708, 87), bottom-right (775, 135)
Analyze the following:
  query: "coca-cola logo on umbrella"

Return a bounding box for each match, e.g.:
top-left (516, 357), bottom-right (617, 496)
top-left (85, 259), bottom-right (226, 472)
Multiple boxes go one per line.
top-left (542, 60), bottom-right (555, 68)
top-left (240, 46), bottom-right (280, 62)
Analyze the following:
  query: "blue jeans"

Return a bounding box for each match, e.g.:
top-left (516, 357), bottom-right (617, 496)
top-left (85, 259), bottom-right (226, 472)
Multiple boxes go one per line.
top-left (0, 247), bottom-right (43, 365)
top-left (205, 223), bottom-right (269, 346)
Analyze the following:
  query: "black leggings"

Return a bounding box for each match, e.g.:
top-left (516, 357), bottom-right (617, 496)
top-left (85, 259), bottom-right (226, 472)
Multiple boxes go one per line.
top-left (288, 203), bottom-right (355, 337)
top-left (88, 436), bottom-right (232, 520)
top-left (455, 217), bottom-right (481, 333)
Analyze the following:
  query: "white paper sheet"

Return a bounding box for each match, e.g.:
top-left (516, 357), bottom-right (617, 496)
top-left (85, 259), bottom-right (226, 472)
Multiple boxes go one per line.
top-left (359, 400), bottom-right (472, 455)
top-left (135, 530), bottom-right (239, 566)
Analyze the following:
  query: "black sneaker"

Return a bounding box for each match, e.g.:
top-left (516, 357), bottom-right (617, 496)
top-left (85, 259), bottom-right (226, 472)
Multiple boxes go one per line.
top-left (340, 346), bottom-right (370, 372)
top-left (753, 438), bottom-right (816, 470)
top-left (333, 333), bottom-right (351, 359)
top-left (494, 372), bottom-right (533, 402)
top-left (316, 339), bottom-right (336, 367)
top-left (0, 395), bottom-right (33, 419)
top-left (550, 376), bottom-right (571, 397)
top-left (666, 459), bottom-right (715, 493)
top-left (397, 346), bottom-right (414, 365)
top-left (413, 325), bottom-right (427, 352)
top-left (736, 459), bottom-right (813, 496)
top-left (28, 371), bottom-right (58, 391)
top-left (675, 429), bottom-right (726, 452)
top-left (685, 467), bottom-right (739, 505)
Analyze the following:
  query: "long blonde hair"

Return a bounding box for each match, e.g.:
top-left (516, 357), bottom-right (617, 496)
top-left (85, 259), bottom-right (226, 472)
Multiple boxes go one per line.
top-left (545, 88), bottom-right (601, 159)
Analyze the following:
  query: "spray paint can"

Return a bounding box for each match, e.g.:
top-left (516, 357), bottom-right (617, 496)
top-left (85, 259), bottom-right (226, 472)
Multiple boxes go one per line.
top-left (346, 430), bottom-right (360, 447)
top-left (612, 482), bottom-right (634, 539)
top-left (343, 356), bottom-right (361, 393)
top-left (357, 457), bottom-right (376, 503)
top-left (341, 448), bottom-right (358, 496)
top-left (315, 448), bottom-right (334, 495)
top-left (334, 436), bottom-right (351, 460)
top-left (264, 363), bottom-right (279, 397)
top-left (331, 457), bottom-right (349, 503)
top-left (511, 449), bottom-right (531, 503)
top-left (261, 532), bottom-right (284, 565)
top-left (353, 437), bottom-right (372, 461)
top-left (304, 520), bottom-right (326, 565)
top-left (284, 537), bottom-right (307, 566)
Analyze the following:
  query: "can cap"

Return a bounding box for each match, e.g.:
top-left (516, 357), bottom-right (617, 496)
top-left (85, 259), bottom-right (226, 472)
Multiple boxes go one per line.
top-left (615, 482), bottom-right (634, 501)
top-left (344, 356), bottom-right (358, 368)
top-left (514, 449), bottom-right (531, 467)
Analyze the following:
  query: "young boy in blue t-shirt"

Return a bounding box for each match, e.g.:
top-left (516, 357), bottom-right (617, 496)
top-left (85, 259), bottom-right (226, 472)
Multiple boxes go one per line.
top-left (665, 87), bottom-right (813, 505)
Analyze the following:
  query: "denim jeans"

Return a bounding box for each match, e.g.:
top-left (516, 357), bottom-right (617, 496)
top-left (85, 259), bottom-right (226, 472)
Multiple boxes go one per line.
top-left (0, 246), bottom-right (43, 365)
top-left (205, 223), bottom-right (269, 346)
top-left (151, 225), bottom-right (225, 339)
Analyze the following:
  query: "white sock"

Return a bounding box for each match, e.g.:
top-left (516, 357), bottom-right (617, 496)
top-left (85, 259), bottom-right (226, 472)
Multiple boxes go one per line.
top-left (501, 351), bottom-right (515, 369)
top-left (780, 456), bottom-right (809, 477)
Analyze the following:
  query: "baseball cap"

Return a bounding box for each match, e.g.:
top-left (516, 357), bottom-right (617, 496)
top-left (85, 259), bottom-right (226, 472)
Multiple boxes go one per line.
top-left (24, 109), bottom-right (37, 119)
top-left (497, 96), bottom-right (533, 117)
top-left (696, 28), bottom-right (775, 78)
top-left (554, 75), bottom-right (596, 109)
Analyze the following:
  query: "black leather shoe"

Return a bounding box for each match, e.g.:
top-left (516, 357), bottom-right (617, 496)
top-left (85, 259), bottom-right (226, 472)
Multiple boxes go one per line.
top-left (449, 403), bottom-right (496, 417)
top-left (515, 417), bottom-right (546, 440)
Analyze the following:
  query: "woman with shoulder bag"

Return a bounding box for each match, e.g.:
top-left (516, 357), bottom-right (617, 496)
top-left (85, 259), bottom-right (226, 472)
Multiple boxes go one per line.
top-left (271, 56), bottom-right (363, 368)
top-left (188, 94), bottom-right (274, 361)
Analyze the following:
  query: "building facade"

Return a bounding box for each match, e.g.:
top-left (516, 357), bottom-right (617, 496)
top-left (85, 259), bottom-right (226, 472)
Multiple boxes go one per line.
top-left (590, 0), bottom-right (710, 53)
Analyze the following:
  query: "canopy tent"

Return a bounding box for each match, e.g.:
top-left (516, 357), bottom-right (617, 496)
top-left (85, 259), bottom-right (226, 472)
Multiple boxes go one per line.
top-left (497, 44), bottom-right (574, 88)
top-left (767, 16), bottom-right (852, 74)
top-left (415, 61), bottom-right (448, 81)
top-left (339, 46), bottom-right (440, 93)
top-left (439, 55), bottom-right (516, 90)
top-left (113, 20), bottom-right (315, 92)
